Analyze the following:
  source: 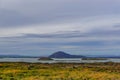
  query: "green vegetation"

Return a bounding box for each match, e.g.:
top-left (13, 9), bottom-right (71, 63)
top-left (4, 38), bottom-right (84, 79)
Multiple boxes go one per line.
top-left (0, 62), bottom-right (119, 80)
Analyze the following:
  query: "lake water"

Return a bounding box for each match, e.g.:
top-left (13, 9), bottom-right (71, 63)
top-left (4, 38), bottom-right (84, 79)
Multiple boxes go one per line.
top-left (0, 58), bottom-right (120, 63)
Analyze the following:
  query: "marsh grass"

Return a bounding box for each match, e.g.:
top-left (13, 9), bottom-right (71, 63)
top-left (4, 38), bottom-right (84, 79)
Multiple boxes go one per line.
top-left (0, 62), bottom-right (119, 80)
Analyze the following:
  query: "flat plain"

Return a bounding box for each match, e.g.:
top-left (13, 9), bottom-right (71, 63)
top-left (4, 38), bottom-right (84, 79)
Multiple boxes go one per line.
top-left (0, 62), bottom-right (120, 80)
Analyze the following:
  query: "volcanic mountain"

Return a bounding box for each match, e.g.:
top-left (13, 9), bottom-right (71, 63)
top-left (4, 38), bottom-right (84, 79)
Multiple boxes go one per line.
top-left (49, 51), bottom-right (85, 58)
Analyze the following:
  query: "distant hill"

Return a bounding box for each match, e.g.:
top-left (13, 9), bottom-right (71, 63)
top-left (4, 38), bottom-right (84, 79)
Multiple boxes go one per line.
top-left (49, 51), bottom-right (85, 58)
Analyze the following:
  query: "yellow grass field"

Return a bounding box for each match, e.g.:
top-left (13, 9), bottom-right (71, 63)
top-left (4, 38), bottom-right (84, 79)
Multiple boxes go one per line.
top-left (0, 62), bottom-right (120, 80)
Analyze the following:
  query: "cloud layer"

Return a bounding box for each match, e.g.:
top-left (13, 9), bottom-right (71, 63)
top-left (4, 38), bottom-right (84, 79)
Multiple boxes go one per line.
top-left (0, 0), bottom-right (120, 56)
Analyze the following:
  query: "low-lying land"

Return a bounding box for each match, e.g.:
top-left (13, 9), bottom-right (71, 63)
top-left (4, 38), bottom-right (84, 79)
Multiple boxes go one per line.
top-left (82, 58), bottom-right (108, 60)
top-left (0, 62), bottom-right (120, 80)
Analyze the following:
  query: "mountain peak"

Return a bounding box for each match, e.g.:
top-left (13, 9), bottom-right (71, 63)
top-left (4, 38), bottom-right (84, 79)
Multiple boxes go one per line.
top-left (53, 51), bottom-right (69, 55)
top-left (49, 51), bottom-right (85, 58)
top-left (49, 51), bottom-right (70, 58)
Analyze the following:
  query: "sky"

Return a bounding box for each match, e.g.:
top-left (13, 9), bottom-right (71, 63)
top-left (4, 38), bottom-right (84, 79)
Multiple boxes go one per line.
top-left (0, 0), bottom-right (120, 56)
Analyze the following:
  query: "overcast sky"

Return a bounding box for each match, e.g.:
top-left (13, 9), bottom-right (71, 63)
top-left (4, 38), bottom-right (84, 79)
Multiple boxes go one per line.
top-left (0, 0), bottom-right (120, 56)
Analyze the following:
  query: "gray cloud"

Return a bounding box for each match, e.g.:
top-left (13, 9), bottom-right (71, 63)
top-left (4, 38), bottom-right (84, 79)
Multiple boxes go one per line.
top-left (1, 0), bottom-right (120, 27)
top-left (0, 9), bottom-right (28, 27)
top-left (1, 0), bottom-right (120, 55)
top-left (18, 29), bottom-right (120, 39)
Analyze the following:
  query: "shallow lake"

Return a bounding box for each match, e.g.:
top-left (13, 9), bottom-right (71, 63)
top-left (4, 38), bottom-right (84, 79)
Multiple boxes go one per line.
top-left (0, 58), bottom-right (120, 63)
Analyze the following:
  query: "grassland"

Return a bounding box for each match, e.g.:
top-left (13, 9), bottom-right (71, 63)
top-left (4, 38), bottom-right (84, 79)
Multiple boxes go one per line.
top-left (0, 62), bottom-right (120, 80)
